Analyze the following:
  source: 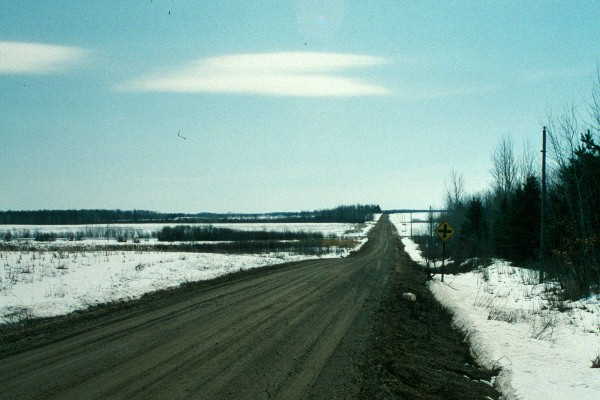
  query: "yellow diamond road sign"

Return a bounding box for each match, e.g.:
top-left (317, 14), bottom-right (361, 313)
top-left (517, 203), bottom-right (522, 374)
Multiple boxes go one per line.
top-left (436, 221), bottom-right (454, 241)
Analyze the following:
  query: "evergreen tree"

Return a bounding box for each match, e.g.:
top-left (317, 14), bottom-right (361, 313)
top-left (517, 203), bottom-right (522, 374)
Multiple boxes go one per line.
top-left (508, 176), bottom-right (540, 261)
top-left (460, 196), bottom-right (487, 258)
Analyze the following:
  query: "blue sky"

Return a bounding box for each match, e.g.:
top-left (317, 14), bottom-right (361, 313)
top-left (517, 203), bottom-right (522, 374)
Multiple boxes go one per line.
top-left (1, 1), bottom-right (599, 212)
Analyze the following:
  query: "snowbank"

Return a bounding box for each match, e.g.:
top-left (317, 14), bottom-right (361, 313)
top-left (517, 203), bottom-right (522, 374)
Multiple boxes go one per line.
top-left (402, 239), bottom-right (600, 400)
top-left (401, 237), bottom-right (427, 265)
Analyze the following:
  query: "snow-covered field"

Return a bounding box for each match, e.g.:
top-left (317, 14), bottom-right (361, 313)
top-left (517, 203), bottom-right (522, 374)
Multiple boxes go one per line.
top-left (0, 216), bottom-right (380, 324)
top-left (398, 234), bottom-right (600, 400)
top-left (0, 250), bottom-right (327, 324)
top-left (0, 220), bottom-right (375, 241)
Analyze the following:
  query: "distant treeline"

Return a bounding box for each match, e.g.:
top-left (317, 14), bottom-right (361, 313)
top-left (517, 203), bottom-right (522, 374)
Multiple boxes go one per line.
top-left (156, 225), bottom-right (325, 242)
top-left (302, 204), bottom-right (380, 223)
top-left (0, 204), bottom-right (380, 225)
top-left (0, 210), bottom-right (178, 225)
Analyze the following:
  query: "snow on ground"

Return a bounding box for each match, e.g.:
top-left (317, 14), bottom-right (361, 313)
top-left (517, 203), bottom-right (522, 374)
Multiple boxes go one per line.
top-left (0, 251), bottom-right (332, 324)
top-left (389, 215), bottom-right (449, 268)
top-left (0, 220), bottom-right (377, 240)
top-left (401, 237), bottom-right (427, 265)
top-left (3, 238), bottom-right (238, 248)
top-left (0, 216), bottom-right (380, 324)
top-left (0, 218), bottom-right (379, 248)
top-left (400, 237), bottom-right (451, 268)
top-left (401, 238), bottom-right (600, 400)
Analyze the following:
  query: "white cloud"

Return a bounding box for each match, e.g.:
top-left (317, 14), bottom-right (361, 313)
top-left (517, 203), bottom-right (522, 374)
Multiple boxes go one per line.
top-left (0, 41), bottom-right (87, 74)
top-left (120, 52), bottom-right (389, 97)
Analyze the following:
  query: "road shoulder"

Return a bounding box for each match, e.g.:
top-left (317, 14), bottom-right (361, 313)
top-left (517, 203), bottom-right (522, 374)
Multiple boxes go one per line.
top-left (359, 235), bottom-right (501, 400)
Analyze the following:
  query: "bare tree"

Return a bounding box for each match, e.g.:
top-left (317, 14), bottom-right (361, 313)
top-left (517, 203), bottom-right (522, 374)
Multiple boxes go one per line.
top-left (519, 139), bottom-right (537, 181)
top-left (445, 169), bottom-right (465, 210)
top-left (589, 67), bottom-right (600, 132)
top-left (548, 106), bottom-right (580, 169)
top-left (490, 136), bottom-right (518, 196)
top-left (547, 106), bottom-right (590, 240)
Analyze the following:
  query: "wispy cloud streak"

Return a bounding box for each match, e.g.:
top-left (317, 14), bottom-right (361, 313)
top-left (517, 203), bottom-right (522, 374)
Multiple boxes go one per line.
top-left (0, 41), bottom-right (87, 74)
top-left (119, 52), bottom-right (389, 97)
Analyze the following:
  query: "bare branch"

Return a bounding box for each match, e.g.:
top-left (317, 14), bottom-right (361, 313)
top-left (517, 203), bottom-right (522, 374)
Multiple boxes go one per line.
top-left (445, 169), bottom-right (465, 210)
top-left (519, 139), bottom-right (537, 181)
top-left (490, 136), bottom-right (518, 195)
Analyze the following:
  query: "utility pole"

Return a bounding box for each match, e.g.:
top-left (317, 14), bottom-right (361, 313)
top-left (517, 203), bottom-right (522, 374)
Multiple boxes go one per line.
top-left (429, 206), bottom-right (434, 237)
top-left (540, 126), bottom-right (547, 282)
top-left (410, 212), bottom-right (413, 238)
top-left (428, 205), bottom-right (433, 277)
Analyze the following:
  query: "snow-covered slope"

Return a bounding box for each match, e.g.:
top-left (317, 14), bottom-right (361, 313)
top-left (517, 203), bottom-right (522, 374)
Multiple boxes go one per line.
top-left (401, 238), bottom-right (600, 400)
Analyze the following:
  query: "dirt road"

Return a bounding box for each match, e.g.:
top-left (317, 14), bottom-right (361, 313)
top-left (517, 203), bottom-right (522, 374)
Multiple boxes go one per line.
top-left (1, 216), bottom-right (500, 400)
top-left (0, 218), bottom-right (396, 400)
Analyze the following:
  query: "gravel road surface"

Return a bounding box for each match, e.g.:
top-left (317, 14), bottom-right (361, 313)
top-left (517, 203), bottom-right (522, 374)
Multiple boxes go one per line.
top-left (1, 216), bottom-right (500, 400)
top-left (1, 217), bottom-right (395, 400)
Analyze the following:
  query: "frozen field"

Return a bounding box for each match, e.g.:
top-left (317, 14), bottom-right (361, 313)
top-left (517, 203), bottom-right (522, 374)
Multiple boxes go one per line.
top-left (0, 216), bottom-right (380, 324)
top-left (401, 238), bottom-right (600, 400)
top-left (0, 250), bottom-right (329, 324)
top-left (0, 218), bottom-right (379, 241)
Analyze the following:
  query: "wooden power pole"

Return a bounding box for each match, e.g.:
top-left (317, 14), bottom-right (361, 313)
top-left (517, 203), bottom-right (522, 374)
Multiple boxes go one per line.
top-left (540, 126), bottom-right (547, 282)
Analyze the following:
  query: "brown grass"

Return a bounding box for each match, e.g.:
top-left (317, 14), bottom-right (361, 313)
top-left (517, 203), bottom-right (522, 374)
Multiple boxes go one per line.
top-left (320, 239), bottom-right (359, 248)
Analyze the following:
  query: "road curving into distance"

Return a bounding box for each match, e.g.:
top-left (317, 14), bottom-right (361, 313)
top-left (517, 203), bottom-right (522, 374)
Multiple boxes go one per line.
top-left (0, 215), bottom-right (397, 400)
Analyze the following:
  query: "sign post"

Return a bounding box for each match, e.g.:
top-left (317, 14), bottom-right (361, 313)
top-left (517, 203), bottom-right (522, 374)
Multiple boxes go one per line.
top-left (436, 221), bottom-right (454, 282)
